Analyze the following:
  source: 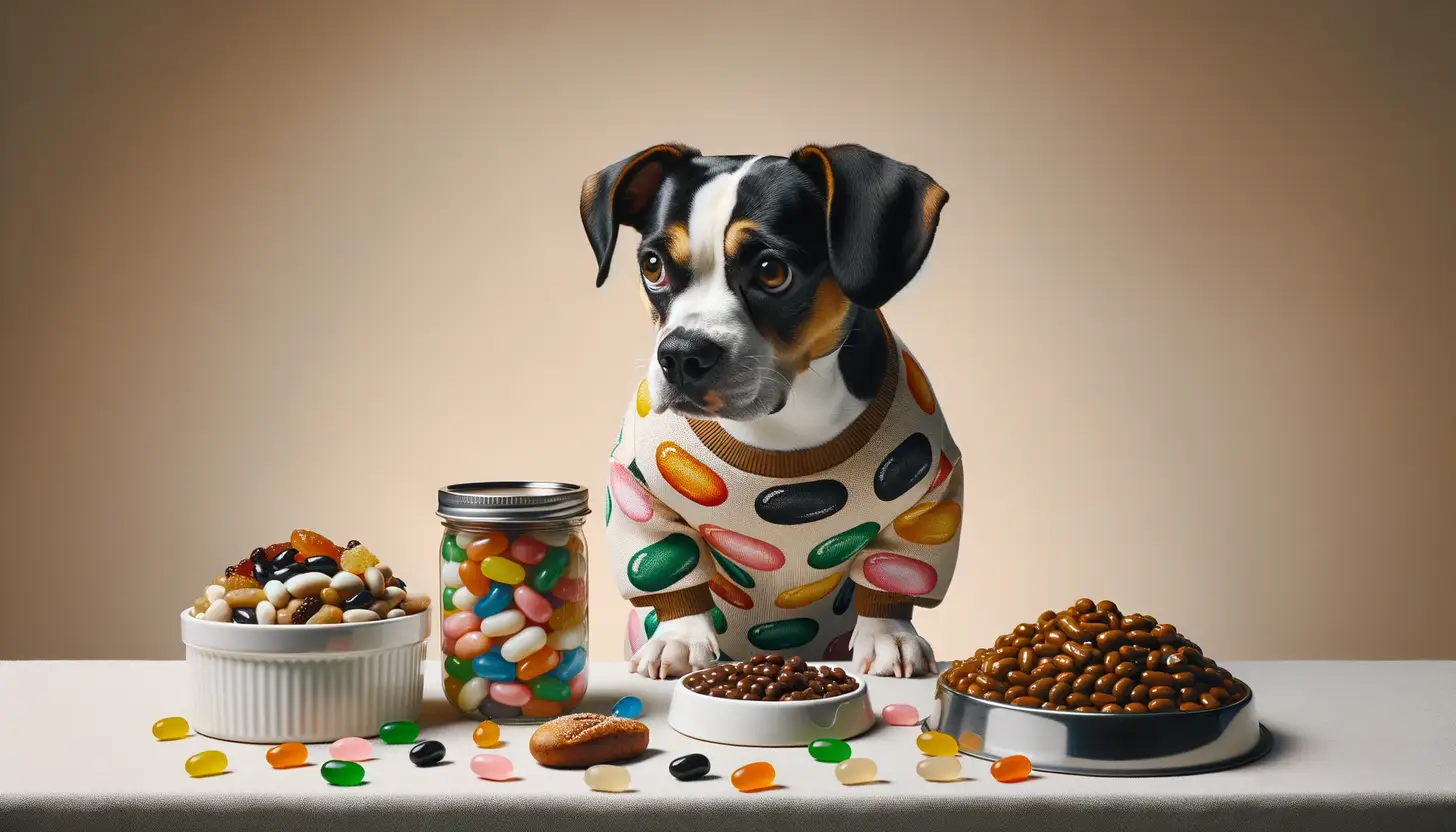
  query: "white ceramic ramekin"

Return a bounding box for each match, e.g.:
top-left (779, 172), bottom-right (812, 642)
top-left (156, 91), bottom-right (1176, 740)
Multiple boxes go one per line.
top-left (179, 609), bottom-right (430, 743)
top-left (667, 665), bottom-right (876, 746)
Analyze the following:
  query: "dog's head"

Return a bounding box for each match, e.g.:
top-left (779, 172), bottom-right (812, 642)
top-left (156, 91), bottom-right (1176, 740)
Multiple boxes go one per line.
top-left (582, 143), bottom-right (947, 420)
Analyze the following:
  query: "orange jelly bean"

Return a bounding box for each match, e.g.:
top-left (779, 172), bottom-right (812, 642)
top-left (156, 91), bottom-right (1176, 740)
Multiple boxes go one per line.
top-left (656, 441), bottom-right (729, 506)
top-left (521, 698), bottom-right (563, 719)
top-left (459, 561), bottom-right (491, 596)
top-left (990, 754), bottom-right (1033, 783)
top-left (732, 761), bottom-right (775, 792)
top-left (466, 532), bottom-right (509, 561)
top-left (266, 742), bottom-right (308, 769)
top-left (516, 645), bottom-right (561, 681)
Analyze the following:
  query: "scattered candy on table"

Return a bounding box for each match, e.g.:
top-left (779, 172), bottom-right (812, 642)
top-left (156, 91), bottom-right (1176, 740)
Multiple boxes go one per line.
top-left (409, 740), bottom-right (446, 767)
top-left (473, 720), bottom-right (501, 748)
top-left (321, 760), bottom-right (366, 786)
top-left (585, 764), bottom-right (631, 793)
top-left (881, 703), bottom-right (920, 725)
top-left (917, 756), bottom-right (963, 782)
top-left (611, 696), bottom-right (643, 719)
top-left (991, 754), bottom-right (1033, 783)
top-left (379, 720), bottom-right (420, 745)
top-left (916, 730), bottom-right (958, 756)
top-left (265, 742), bottom-right (308, 769)
top-left (151, 716), bottom-right (189, 741)
top-left (731, 761), bottom-right (776, 792)
top-left (809, 738), bottom-right (852, 763)
top-left (834, 757), bottom-right (877, 785)
top-left (330, 737), bottom-right (372, 761)
top-left (669, 753), bottom-right (711, 781)
top-left (184, 750), bottom-right (228, 778)
top-left (470, 753), bottom-right (515, 781)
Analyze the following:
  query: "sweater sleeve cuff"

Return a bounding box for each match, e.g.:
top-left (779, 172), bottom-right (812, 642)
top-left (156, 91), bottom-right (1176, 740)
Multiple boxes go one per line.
top-left (854, 587), bottom-right (942, 619)
top-left (632, 584), bottom-right (714, 621)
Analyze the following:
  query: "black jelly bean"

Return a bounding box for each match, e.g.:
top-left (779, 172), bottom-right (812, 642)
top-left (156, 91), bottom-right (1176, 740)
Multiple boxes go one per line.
top-left (754, 480), bottom-right (848, 525)
top-left (409, 740), bottom-right (446, 767)
top-left (669, 753), bottom-right (711, 781)
top-left (304, 555), bottom-right (339, 576)
top-left (342, 591), bottom-right (374, 611)
top-left (254, 564), bottom-right (273, 585)
top-left (269, 564), bottom-right (302, 584)
top-left (272, 547), bottom-right (299, 567)
top-left (231, 608), bottom-right (258, 624)
top-left (874, 432), bottom-right (933, 501)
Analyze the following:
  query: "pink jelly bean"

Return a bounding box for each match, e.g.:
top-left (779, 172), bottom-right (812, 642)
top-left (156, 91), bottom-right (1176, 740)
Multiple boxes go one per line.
top-left (861, 552), bottom-right (938, 595)
top-left (330, 737), bottom-right (372, 761)
top-left (608, 461), bottom-right (654, 523)
top-left (881, 704), bottom-right (921, 726)
top-left (442, 634), bottom-right (458, 656)
top-left (626, 608), bottom-right (647, 655)
top-left (552, 577), bottom-right (586, 602)
top-left (566, 669), bottom-right (589, 707)
top-left (489, 682), bottom-right (532, 707)
top-left (513, 585), bottom-right (553, 623)
top-left (509, 535), bottom-right (547, 565)
top-left (454, 631), bottom-right (491, 661)
top-left (699, 524), bottom-right (786, 571)
top-left (443, 611), bottom-right (482, 639)
top-left (470, 753), bottom-right (514, 781)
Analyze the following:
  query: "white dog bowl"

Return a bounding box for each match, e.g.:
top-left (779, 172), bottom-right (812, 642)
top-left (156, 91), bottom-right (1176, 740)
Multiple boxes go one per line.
top-left (667, 665), bottom-right (876, 747)
top-left (179, 608), bottom-right (429, 744)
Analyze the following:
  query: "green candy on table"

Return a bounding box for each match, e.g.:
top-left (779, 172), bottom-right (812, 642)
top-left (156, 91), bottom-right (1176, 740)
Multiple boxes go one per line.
top-left (809, 737), bottom-right (852, 763)
top-left (321, 760), bottom-right (365, 786)
top-left (379, 720), bottom-right (420, 745)
top-left (441, 536), bottom-right (466, 563)
top-left (529, 675), bottom-right (571, 702)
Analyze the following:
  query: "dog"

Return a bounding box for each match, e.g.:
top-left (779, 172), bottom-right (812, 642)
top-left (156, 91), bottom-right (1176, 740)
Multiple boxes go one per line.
top-left (582, 143), bottom-right (963, 679)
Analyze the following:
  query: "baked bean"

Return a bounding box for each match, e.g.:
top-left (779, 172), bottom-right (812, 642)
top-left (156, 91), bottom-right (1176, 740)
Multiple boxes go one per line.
top-left (1052, 653), bottom-right (1078, 671)
top-left (1114, 661), bottom-right (1137, 678)
top-left (1141, 671), bottom-right (1178, 687)
top-left (1005, 686), bottom-right (1028, 700)
top-left (1095, 674), bottom-right (1117, 694)
top-left (1199, 693), bottom-right (1222, 709)
top-left (994, 645), bottom-right (1018, 660)
top-left (1103, 652), bottom-right (1121, 671)
top-left (1006, 671), bottom-right (1034, 687)
top-left (1031, 663), bottom-right (1059, 680)
top-left (1055, 671), bottom-right (1076, 684)
top-left (1096, 629), bottom-right (1127, 650)
top-left (1037, 610), bottom-right (1057, 625)
top-left (1173, 672), bottom-right (1196, 686)
top-left (1056, 616), bottom-right (1085, 639)
top-left (1127, 629), bottom-right (1159, 647)
top-left (991, 657), bottom-right (1019, 678)
top-left (1041, 701), bottom-right (1059, 710)
top-left (1101, 703), bottom-right (1125, 713)
top-left (1148, 685), bottom-right (1175, 700)
top-left (1145, 649), bottom-right (1163, 670)
top-left (1028, 677), bottom-right (1055, 698)
top-left (1066, 693), bottom-right (1092, 708)
top-left (1073, 598), bottom-right (1096, 614)
top-left (1033, 643), bottom-right (1061, 658)
top-left (1147, 698), bottom-right (1176, 712)
top-left (1089, 692), bottom-right (1116, 707)
top-left (1011, 696), bottom-right (1043, 708)
top-left (1018, 647), bottom-right (1036, 673)
top-left (1062, 641), bottom-right (1093, 663)
top-left (1014, 623), bottom-right (1037, 638)
top-left (1075, 706), bottom-right (1099, 712)
top-left (1113, 677), bottom-right (1135, 701)
top-left (1048, 682), bottom-right (1071, 704)
top-left (1130, 684), bottom-right (1149, 703)
top-left (1073, 674), bottom-right (1095, 693)
top-left (1152, 624), bottom-right (1178, 644)
top-left (1096, 600), bottom-right (1118, 613)
top-left (1124, 702), bottom-right (1148, 713)
top-left (1011, 636), bottom-right (1032, 648)
top-left (1079, 621), bottom-right (1110, 635)
top-left (983, 691), bottom-right (1003, 702)
top-left (1179, 688), bottom-right (1199, 703)
top-left (1179, 702), bottom-right (1203, 712)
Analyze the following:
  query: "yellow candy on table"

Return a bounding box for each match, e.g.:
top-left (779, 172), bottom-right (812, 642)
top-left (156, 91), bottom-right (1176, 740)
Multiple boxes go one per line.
top-left (473, 720), bottom-right (500, 748)
top-left (185, 750), bottom-right (228, 777)
top-left (917, 756), bottom-right (963, 782)
top-left (834, 757), bottom-right (878, 785)
top-left (152, 716), bottom-right (189, 741)
top-left (916, 730), bottom-right (958, 757)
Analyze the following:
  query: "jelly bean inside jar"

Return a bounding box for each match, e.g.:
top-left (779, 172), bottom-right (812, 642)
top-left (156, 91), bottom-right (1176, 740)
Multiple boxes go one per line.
top-left (151, 716), bottom-right (189, 741)
top-left (731, 762), bottom-right (776, 792)
top-left (991, 754), bottom-right (1033, 783)
top-left (184, 750), bottom-right (228, 778)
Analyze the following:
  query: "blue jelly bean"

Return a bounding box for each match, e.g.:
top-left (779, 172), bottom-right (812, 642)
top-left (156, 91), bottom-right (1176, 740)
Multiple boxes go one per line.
top-left (473, 584), bottom-right (514, 619)
top-left (550, 647), bottom-right (586, 681)
top-left (612, 696), bottom-right (643, 719)
top-left (471, 648), bottom-right (517, 682)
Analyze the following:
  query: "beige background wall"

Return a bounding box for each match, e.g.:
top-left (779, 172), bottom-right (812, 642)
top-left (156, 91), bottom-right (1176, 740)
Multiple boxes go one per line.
top-left (2, 1), bottom-right (1452, 662)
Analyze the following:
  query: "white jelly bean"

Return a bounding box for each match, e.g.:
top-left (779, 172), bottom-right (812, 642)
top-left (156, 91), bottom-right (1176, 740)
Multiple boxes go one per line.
top-left (441, 561), bottom-right (464, 590)
top-left (256, 600), bottom-right (277, 625)
top-left (205, 584), bottom-right (226, 602)
top-left (455, 532), bottom-right (481, 550)
top-left (363, 566), bottom-right (385, 598)
top-left (377, 564), bottom-right (393, 583)
top-left (330, 572), bottom-right (364, 594)
top-left (565, 551), bottom-right (587, 580)
top-left (203, 599), bottom-right (231, 621)
top-left (500, 626), bottom-right (547, 662)
top-left (386, 608), bottom-right (406, 619)
top-left (263, 580), bottom-right (289, 608)
top-left (284, 572), bottom-right (331, 598)
top-left (459, 676), bottom-right (489, 712)
top-left (382, 586), bottom-right (406, 609)
top-left (547, 623), bottom-right (586, 651)
top-left (535, 529), bottom-right (571, 547)
top-left (479, 610), bottom-right (525, 638)
top-left (451, 586), bottom-right (481, 613)
top-left (343, 609), bottom-right (380, 623)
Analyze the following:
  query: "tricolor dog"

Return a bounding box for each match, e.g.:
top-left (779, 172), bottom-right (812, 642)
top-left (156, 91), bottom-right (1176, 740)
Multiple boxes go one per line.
top-left (582, 143), bottom-right (962, 679)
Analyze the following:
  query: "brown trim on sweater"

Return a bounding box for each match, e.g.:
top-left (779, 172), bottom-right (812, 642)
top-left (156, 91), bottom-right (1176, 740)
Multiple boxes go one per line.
top-left (633, 584), bottom-right (715, 621)
top-left (854, 586), bottom-right (942, 619)
top-left (685, 314), bottom-right (900, 478)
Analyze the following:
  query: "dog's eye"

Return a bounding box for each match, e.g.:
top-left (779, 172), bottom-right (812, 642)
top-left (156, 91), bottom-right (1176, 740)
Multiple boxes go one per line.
top-left (640, 252), bottom-right (668, 292)
top-left (754, 257), bottom-right (792, 293)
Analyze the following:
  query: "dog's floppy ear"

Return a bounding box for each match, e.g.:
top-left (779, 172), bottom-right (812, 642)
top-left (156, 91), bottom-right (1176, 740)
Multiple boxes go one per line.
top-left (789, 144), bottom-right (948, 308)
top-left (581, 143), bottom-right (700, 287)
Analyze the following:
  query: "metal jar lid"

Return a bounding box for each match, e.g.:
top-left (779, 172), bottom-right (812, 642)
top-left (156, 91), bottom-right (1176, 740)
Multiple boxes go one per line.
top-left (437, 481), bottom-right (590, 524)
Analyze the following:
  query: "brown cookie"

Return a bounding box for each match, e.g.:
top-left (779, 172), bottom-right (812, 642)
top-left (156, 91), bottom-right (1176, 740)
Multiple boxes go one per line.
top-left (528, 713), bottom-right (649, 768)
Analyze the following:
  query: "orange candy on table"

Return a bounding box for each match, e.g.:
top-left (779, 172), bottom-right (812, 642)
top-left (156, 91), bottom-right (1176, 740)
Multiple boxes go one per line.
top-left (459, 561), bottom-right (491, 596)
top-left (266, 742), bottom-right (309, 769)
top-left (466, 532), bottom-right (509, 561)
top-left (516, 646), bottom-right (561, 681)
top-left (291, 529), bottom-right (342, 560)
top-left (731, 761), bottom-right (776, 792)
top-left (990, 754), bottom-right (1033, 783)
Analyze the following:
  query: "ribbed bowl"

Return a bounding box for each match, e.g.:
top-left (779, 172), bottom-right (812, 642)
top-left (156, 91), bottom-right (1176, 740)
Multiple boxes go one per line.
top-left (179, 609), bottom-right (430, 743)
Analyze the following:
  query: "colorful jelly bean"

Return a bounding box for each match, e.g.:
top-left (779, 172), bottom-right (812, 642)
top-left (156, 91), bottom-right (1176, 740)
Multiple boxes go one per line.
top-left (529, 547), bottom-right (569, 593)
top-left (669, 753), bottom-right (711, 781)
top-left (809, 738), bottom-right (852, 763)
top-left (441, 535), bottom-right (467, 563)
top-left (448, 585), bottom-right (481, 614)
top-left (470, 753), bottom-right (514, 781)
top-left (321, 759), bottom-right (365, 786)
top-left (834, 757), bottom-right (877, 785)
top-left (454, 631), bottom-right (492, 661)
top-left (443, 674), bottom-right (464, 705)
top-left (473, 649), bottom-right (518, 682)
top-left (585, 764), bottom-right (631, 792)
top-left (550, 646), bottom-right (586, 683)
top-left (903, 350), bottom-right (936, 413)
top-left (552, 576), bottom-right (587, 602)
top-left (528, 675), bottom-right (570, 702)
top-left (516, 646), bottom-right (560, 681)
top-left (459, 677), bottom-right (489, 712)
top-left (731, 761), bottom-right (776, 792)
top-left (808, 522), bottom-right (880, 569)
top-left (746, 617), bottom-right (819, 650)
top-left (991, 754), bottom-right (1033, 783)
top-left (151, 716), bottom-right (189, 741)
top-left (611, 696), bottom-right (643, 719)
top-left (862, 552), bottom-right (939, 595)
top-left (459, 560), bottom-right (491, 596)
top-left (184, 750), bottom-right (227, 777)
top-left (513, 585), bottom-right (553, 623)
top-left (490, 682), bottom-right (532, 707)
top-left (480, 609), bottom-right (527, 638)
top-left (467, 532), bottom-right (509, 561)
top-left (330, 737), bottom-right (372, 761)
top-left (548, 600), bottom-right (586, 631)
top-left (917, 730), bottom-right (958, 757)
top-left (443, 611), bottom-right (482, 639)
top-left (609, 461), bottom-right (655, 522)
top-left (892, 500), bottom-right (962, 546)
top-left (501, 625), bottom-right (547, 662)
top-left (776, 573), bottom-right (843, 609)
top-left (474, 583), bottom-right (515, 618)
top-left (873, 432), bottom-right (932, 501)
top-left (266, 742), bottom-right (308, 769)
top-left (550, 622), bottom-right (587, 652)
top-left (626, 534), bottom-right (700, 593)
top-left (656, 441), bottom-right (728, 506)
top-left (445, 655), bottom-right (476, 682)
top-left (442, 587), bottom-right (456, 612)
top-left (508, 535), bottom-right (547, 565)
top-left (479, 556), bottom-right (525, 585)
top-left (881, 703), bottom-right (920, 725)
top-left (473, 720), bottom-right (501, 748)
top-left (441, 560), bottom-right (464, 589)
top-left (755, 480), bottom-right (847, 525)
top-left (410, 740), bottom-right (446, 767)
top-left (699, 524), bottom-right (785, 570)
top-left (917, 756), bottom-right (962, 782)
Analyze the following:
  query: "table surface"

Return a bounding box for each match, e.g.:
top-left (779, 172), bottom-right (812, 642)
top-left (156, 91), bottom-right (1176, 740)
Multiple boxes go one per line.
top-left (2, 660), bottom-right (1453, 832)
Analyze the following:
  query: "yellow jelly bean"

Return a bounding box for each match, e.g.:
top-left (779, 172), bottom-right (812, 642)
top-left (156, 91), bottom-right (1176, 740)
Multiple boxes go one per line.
top-left (185, 750), bottom-right (228, 777)
top-left (917, 756), bottom-right (963, 782)
top-left (548, 600), bottom-right (586, 631)
top-left (892, 501), bottom-right (962, 545)
top-left (473, 720), bottom-right (500, 748)
top-left (479, 556), bottom-right (525, 585)
top-left (636, 379), bottom-right (651, 417)
top-left (151, 716), bottom-right (189, 741)
top-left (903, 350), bottom-right (936, 413)
top-left (775, 573), bottom-right (843, 609)
top-left (655, 441), bottom-right (728, 506)
top-left (916, 730), bottom-right (958, 757)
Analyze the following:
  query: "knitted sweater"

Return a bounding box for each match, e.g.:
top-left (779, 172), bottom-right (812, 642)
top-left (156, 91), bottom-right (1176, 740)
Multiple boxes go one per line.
top-left (607, 326), bottom-right (964, 662)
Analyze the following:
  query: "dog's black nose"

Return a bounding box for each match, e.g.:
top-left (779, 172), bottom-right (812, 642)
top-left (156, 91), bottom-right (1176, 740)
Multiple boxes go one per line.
top-left (657, 329), bottom-right (724, 392)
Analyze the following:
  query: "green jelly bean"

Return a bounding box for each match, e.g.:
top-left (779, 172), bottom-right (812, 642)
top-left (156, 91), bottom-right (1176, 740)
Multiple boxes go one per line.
top-left (529, 675), bottom-right (571, 702)
top-left (747, 617), bottom-right (820, 650)
top-left (627, 459), bottom-right (647, 485)
top-left (644, 609), bottom-right (659, 639)
top-left (443, 586), bottom-right (456, 612)
top-left (379, 720), bottom-right (420, 745)
top-left (807, 523), bottom-right (880, 569)
top-left (809, 738), bottom-right (852, 763)
top-left (529, 547), bottom-right (570, 593)
top-left (627, 534), bottom-right (700, 592)
top-left (441, 536), bottom-right (467, 563)
top-left (321, 760), bottom-right (365, 786)
top-left (710, 547), bottom-right (756, 589)
top-left (711, 606), bottom-right (727, 634)
top-left (444, 655), bottom-right (475, 682)
top-left (604, 485), bottom-right (613, 526)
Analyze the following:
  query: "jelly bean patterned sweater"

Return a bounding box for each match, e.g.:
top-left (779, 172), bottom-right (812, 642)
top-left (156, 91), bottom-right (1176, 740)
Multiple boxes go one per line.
top-left (608, 329), bottom-right (964, 662)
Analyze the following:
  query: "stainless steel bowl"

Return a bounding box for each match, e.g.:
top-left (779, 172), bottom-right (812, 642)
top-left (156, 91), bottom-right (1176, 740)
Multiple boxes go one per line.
top-left (929, 678), bottom-right (1273, 776)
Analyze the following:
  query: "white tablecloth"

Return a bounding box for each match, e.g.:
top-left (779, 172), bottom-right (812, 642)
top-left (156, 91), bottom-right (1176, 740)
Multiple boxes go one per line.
top-left (1, 660), bottom-right (1452, 831)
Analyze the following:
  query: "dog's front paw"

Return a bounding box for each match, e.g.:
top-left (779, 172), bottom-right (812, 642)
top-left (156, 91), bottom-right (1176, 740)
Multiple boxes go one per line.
top-left (851, 617), bottom-right (937, 678)
top-left (628, 611), bottom-right (718, 679)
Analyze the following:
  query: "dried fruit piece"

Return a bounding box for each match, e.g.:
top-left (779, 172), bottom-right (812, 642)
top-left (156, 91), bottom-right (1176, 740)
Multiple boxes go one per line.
top-left (264, 542), bottom-right (291, 558)
top-left (231, 556), bottom-right (255, 579)
top-left (307, 604), bottom-right (343, 624)
top-left (290, 529), bottom-right (342, 560)
top-left (292, 596), bottom-right (323, 624)
top-left (222, 574), bottom-right (262, 592)
top-left (340, 545), bottom-right (379, 575)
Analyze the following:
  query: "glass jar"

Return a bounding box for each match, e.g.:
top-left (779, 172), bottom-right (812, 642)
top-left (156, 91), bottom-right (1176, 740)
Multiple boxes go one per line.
top-left (437, 481), bottom-right (590, 723)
